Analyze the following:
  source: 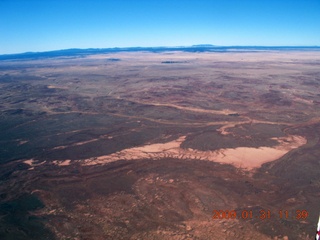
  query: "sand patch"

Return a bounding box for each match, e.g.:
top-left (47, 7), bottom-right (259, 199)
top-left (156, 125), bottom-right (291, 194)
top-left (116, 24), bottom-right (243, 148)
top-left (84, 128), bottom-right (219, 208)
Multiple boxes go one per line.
top-left (82, 134), bottom-right (306, 170)
top-left (47, 85), bottom-right (68, 89)
top-left (213, 146), bottom-right (291, 169)
top-left (52, 160), bottom-right (71, 166)
top-left (134, 136), bottom-right (185, 153)
top-left (52, 135), bottom-right (111, 150)
top-left (23, 159), bottom-right (45, 168)
top-left (18, 140), bottom-right (28, 145)
top-left (139, 102), bottom-right (235, 116)
top-left (24, 159), bottom-right (71, 169)
top-left (24, 159), bottom-right (34, 166)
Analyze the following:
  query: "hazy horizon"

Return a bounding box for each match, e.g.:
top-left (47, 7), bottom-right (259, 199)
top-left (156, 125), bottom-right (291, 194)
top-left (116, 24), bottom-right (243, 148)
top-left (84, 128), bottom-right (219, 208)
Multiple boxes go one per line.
top-left (1, 0), bottom-right (320, 54)
top-left (1, 44), bottom-right (320, 57)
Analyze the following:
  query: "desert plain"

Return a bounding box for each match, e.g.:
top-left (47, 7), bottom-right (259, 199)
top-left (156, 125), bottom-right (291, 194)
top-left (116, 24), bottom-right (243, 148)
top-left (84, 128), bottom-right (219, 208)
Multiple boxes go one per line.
top-left (0, 48), bottom-right (319, 239)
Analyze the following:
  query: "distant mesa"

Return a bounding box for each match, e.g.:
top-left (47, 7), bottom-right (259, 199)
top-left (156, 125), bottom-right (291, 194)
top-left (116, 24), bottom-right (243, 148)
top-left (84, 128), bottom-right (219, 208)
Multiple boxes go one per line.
top-left (161, 61), bottom-right (188, 64)
top-left (107, 58), bottom-right (121, 62)
top-left (228, 113), bottom-right (240, 117)
top-left (1, 46), bottom-right (319, 61)
top-left (191, 44), bottom-right (216, 47)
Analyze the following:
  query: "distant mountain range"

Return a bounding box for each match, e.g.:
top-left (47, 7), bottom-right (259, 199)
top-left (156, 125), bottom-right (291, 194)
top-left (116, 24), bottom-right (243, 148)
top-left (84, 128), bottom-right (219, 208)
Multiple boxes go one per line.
top-left (1, 45), bottom-right (319, 60)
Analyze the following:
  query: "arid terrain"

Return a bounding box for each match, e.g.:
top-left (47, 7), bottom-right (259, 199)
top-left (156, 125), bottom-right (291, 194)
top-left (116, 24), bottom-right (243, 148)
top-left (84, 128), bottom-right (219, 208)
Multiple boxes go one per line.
top-left (0, 48), bottom-right (319, 239)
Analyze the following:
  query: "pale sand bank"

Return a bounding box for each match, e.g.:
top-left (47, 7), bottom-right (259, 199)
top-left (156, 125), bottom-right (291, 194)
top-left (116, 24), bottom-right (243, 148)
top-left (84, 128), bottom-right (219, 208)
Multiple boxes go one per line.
top-left (23, 159), bottom-right (45, 167)
top-left (52, 159), bottom-right (71, 166)
top-left (24, 159), bottom-right (71, 167)
top-left (23, 134), bottom-right (306, 170)
top-left (82, 135), bottom-right (306, 170)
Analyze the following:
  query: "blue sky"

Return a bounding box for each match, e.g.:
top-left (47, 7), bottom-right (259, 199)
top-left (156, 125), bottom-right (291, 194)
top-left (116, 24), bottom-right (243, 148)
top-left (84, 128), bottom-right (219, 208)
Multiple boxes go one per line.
top-left (0, 0), bottom-right (319, 54)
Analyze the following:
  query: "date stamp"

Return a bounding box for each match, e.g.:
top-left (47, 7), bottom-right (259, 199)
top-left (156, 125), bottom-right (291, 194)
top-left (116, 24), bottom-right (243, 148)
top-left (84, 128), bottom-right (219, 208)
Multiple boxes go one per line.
top-left (212, 209), bottom-right (309, 220)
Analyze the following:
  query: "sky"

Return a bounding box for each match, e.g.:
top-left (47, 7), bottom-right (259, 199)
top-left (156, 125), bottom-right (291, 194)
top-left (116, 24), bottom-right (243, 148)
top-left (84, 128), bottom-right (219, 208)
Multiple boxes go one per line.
top-left (0, 0), bottom-right (319, 54)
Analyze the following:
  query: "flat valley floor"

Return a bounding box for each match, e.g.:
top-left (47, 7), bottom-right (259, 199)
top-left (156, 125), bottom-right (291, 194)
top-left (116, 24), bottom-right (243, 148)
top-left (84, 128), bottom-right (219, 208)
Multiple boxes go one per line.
top-left (0, 50), bottom-right (319, 239)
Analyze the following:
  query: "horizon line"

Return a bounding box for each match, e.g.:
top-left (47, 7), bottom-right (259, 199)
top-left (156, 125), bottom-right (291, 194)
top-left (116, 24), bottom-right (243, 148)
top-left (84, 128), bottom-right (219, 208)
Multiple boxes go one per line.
top-left (1, 44), bottom-right (320, 57)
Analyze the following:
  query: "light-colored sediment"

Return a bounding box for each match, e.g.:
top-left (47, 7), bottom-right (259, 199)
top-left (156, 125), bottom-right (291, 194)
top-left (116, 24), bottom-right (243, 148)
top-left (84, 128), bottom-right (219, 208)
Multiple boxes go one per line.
top-left (24, 159), bottom-right (34, 166)
top-left (47, 85), bottom-right (68, 89)
top-left (25, 133), bottom-right (306, 170)
top-left (131, 101), bottom-right (235, 116)
top-left (23, 159), bottom-right (45, 167)
top-left (82, 134), bottom-right (307, 170)
top-left (18, 140), bottom-right (28, 145)
top-left (52, 135), bottom-right (111, 150)
top-left (23, 158), bottom-right (71, 167)
top-left (52, 160), bottom-right (71, 166)
top-left (217, 123), bottom-right (237, 135)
